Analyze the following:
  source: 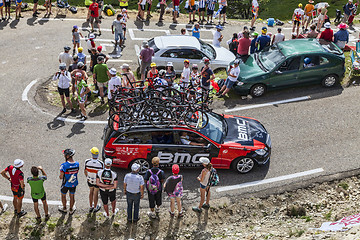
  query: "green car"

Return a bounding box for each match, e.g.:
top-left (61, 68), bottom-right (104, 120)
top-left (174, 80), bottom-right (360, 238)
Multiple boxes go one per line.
top-left (233, 39), bottom-right (345, 97)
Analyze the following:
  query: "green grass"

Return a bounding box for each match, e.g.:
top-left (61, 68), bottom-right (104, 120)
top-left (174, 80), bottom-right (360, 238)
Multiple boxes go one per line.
top-left (338, 181), bottom-right (349, 190)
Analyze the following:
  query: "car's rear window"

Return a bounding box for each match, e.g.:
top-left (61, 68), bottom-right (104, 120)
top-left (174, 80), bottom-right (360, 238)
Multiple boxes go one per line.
top-left (318, 39), bottom-right (343, 55)
top-left (148, 38), bottom-right (159, 53)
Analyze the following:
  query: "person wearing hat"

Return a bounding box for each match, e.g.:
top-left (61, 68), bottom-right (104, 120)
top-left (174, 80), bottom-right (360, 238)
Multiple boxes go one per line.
top-left (97, 45), bottom-right (109, 64)
top-left (250, 0), bottom-right (259, 31)
top-left (334, 23), bottom-right (349, 49)
top-left (317, 3), bottom-right (329, 32)
top-left (108, 68), bottom-right (122, 107)
top-left (165, 62), bottom-right (176, 86)
top-left (59, 149), bottom-right (79, 215)
top-left (93, 56), bottom-right (110, 105)
top-left (154, 69), bottom-right (168, 91)
top-left (88, 0), bottom-right (101, 35)
top-left (121, 8), bottom-right (129, 39)
top-left (140, 40), bottom-right (155, 82)
top-left (164, 164), bottom-right (184, 217)
top-left (147, 62), bottom-right (159, 84)
top-left (319, 22), bottom-right (333, 42)
top-left (121, 63), bottom-right (136, 88)
top-left (250, 32), bottom-right (259, 54)
top-left (218, 59), bottom-right (240, 97)
top-left (180, 59), bottom-right (191, 89)
top-left (72, 25), bottom-right (83, 55)
top-left (192, 157), bottom-right (213, 213)
top-left (68, 55), bottom-right (79, 72)
top-left (304, 0), bottom-right (315, 31)
top-left (86, 34), bottom-right (96, 54)
top-left (53, 63), bottom-right (75, 114)
top-left (70, 61), bottom-right (88, 95)
top-left (272, 27), bottom-right (285, 45)
top-left (343, 0), bottom-right (355, 24)
top-left (84, 147), bottom-right (104, 213)
top-left (112, 14), bottom-right (125, 48)
top-left (76, 71), bottom-right (91, 120)
top-left (123, 163), bottom-right (144, 223)
top-left (213, 25), bottom-right (223, 47)
top-left (77, 47), bottom-right (87, 69)
top-left (255, 27), bottom-right (270, 52)
top-left (59, 46), bottom-right (73, 69)
top-left (1, 159), bottom-right (26, 217)
top-left (200, 57), bottom-right (215, 90)
top-left (292, 3), bottom-right (304, 37)
top-left (192, 23), bottom-right (200, 39)
top-left (96, 158), bottom-right (119, 218)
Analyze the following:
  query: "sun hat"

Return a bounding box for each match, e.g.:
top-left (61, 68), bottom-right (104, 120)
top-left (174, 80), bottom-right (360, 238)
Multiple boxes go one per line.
top-left (199, 157), bottom-right (210, 165)
top-left (338, 23), bottom-right (348, 29)
top-left (109, 68), bottom-right (117, 75)
top-left (104, 158), bottom-right (112, 166)
top-left (216, 25), bottom-right (223, 30)
top-left (121, 63), bottom-right (130, 69)
top-left (150, 62), bottom-right (157, 67)
top-left (324, 22), bottom-right (331, 28)
top-left (14, 159), bottom-right (24, 168)
top-left (172, 164), bottom-right (180, 174)
top-left (131, 163), bottom-right (140, 172)
top-left (89, 33), bottom-right (95, 39)
top-left (167, 62), bottom-right (173, 67)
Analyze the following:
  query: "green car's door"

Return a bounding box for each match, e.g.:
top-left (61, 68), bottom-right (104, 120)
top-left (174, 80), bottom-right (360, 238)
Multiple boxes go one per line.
top-left (298, 55), bottom-right (331, 84)
top-left (268, 56), bottom-right (301, 88)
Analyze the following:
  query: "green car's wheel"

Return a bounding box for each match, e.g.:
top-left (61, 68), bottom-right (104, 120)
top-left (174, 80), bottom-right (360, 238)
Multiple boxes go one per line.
top-left (322, 74), bottom-right (338, 87)
top-left (250, 84), bottom-right (266, 97)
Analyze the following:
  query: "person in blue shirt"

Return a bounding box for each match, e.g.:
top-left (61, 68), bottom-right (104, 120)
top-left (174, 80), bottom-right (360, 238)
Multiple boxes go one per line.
top-left (59, 149), bottom-right (79, 215)
top-left (250, 32), bottom-right (259, 54)
top-left (343, 0), bottom-right (355, 24)
top-left (255, 27), bottom-right (271, 52)
top-left (334, 23), bottom-right (349, 50)
top-left (192, 23), bottom-right (200, 39)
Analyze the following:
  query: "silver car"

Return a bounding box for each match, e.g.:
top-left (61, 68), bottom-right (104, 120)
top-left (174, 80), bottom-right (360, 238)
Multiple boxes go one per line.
top-left (139, 35), bottom-right (236, 74)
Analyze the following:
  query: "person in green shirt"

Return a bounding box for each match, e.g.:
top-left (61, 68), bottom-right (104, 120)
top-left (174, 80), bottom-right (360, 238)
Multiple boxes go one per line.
top-left (75, 73), bottom-right (91, 121)
top-left (93, 56), bottom-right (110, 105)
top-left (27, 166), bottom-right (49, 223)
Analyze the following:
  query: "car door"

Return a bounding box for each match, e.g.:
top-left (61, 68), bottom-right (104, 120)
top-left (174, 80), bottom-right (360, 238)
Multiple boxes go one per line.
top-left (268, 56), bottom-right (301, 88)
top-left (159, 49), bottom-right (184, 74)
top-left (298, 55), bottom-right (331, 84)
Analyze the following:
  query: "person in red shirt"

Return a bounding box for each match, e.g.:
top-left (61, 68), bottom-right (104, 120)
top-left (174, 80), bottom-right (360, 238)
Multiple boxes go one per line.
top-left (1, 159), bottom-right (27, 218)
top-left (319, 22), bottom-right (333, 42)
top-left (237, 31), bottom-right (251, 62)
top-left (88, 0), bottom-right (101, 36)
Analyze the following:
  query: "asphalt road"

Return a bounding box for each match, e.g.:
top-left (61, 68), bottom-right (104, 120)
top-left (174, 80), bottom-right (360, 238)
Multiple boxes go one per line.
top-left (1, 12), bottom-right (360, 212)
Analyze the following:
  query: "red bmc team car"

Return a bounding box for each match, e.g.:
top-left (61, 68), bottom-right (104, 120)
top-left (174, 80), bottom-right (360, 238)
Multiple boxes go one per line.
top-left (102, 112), bottom-right (271, 174)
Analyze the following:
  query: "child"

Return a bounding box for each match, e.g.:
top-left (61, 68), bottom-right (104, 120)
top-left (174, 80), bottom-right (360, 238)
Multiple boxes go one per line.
top-left (189, 64), bottom-right (200, 101)
top-left (192, 23), bottom-right (200, 39)
top-left (206, 0), bottom-right (216, 24)
top-left (198, 0), bottom-right (206, 23)
top-left (72, 25), bottom-right (83, 55)
top-left (137, 0), bottom-right (146, 21)
top-left (121, 8), bottom-right (129, 40)
top-left (86, 34), bottom-right (96, 54)
top-left (180, 59), bottom-right (191, 89)
top-left (172, 0), bottom-right (180, 23)
top-left (164, 164), bottom-right (183, 217)
top-left (249, 32), bottom-right (258, 54)
top-left (27, 166), bottom-right (50, 223)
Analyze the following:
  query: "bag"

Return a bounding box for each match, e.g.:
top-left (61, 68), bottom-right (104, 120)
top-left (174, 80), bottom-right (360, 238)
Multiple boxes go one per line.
top-left (104, 4), bottom-right (115, 16)
top-left (69, 6), bottom-right (77, 13)
top-left (147, 169), bottom-right (161, 194)
top-left (217, 78), bottom-right (225, 88)
top-left (57, 0), bottom-right (65, 8)
top-left (208, 168), bottom-right (219, 187)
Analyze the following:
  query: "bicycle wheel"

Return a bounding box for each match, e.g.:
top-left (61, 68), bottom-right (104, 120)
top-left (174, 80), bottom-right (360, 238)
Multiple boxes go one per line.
top-left (147, 106), bottom-right (173, 128)
top-left (184, 109), bottom-right (209, 129)
top-left (108, 112), bottom-right (134, 132)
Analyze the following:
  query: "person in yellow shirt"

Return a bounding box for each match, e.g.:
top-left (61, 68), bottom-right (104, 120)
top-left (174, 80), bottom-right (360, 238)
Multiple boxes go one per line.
top-left (119, 0), bottom-right (128, 9)
top-left (188, 0), bottom-right (196, 24)
top-left (304, 0), bottom-right (315, 31)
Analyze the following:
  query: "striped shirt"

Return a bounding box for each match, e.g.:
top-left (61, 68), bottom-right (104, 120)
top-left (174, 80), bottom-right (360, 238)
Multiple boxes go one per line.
top-left (207, 0), bottom-right (216, 10)
top-left (124, 173), bottom-right (144, 194)
top-left (199, 0), bottom-right (206, 8)
top-left (85, 159), bottom-right (104, 185)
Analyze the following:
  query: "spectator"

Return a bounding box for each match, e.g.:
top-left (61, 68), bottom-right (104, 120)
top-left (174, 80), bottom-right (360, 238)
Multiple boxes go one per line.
top-left (89, 0), bottom-right (101, 35)
top-left (124, 163), bottom-right (144, 223)
top-left (97, 46), bottom-right (109, 63)
top-left (72, 26), bottom-right (83, 55)
top-left (348, 1), bottom-right (358, 26)
top-left (146, 0), bottom-right (152, 20)
top-left (181, 28), bottom-right (186, 35)
top-left (15, 0), bottom-right (22, 20)
top-left (181, 59), bottom-right (191, 89)
top-left (304, 0), bottom-right (314, 31)
top-left (192, 23), bottom-right (200, 39)
top-left (4, 0), bottom-right (10, 19)
top-left (213, 25), bottom-right (223, 47)
top-left (108, 68), bottom-right (122, 102)
top-left (218, 59), bottom-right (240, 97)
top-left (206, 0), bottom-right (216, 24)
top-left (188, 0), bottom-right (196, 24)
top-left (52, 63), bottom-right (74, 114)
top-left (59, 149), bottom-right (79, 215)
top-left (198, 0), bottom-right (206, 23)
top-left (89, 48), bottom-right (99, 73)
top-left (165, 62), bottom-right (176, 86)
top-left (307, 24), bottom-right (318, 38)
top-left (343, 0), bottom-right (355, 23)
top-left (59, 46), bottom-right (73, 69)
top-left (164, 164), bottom-right (184, 217)
top-left (71, 62), bottom-right (88, 95)
top-left (228, 33), bottom-right (239, 55)
top-left (218, 0), bottom-right (227, 25)
top-left (121, 9), bottom-right (129, 40)
top-left (76, 73), bottom-right (91, 120)
top-left (93, 56), bottom-right (110, 104)
top-left (317, 3), bottom-right (328, 32)
top-left (192, 157), bottom-right (213, 213)
top-left (137, 0), bottom-right (146, 21)
top-left (97, 0), bottom-right (104, 19)
top-left (96, 158), bottom-right (119, 218)
top-left (0, 2), bottom-right (3, 20)
top-left (334, 23), bottom-right (349, 49)
top-left (292, 3), bottom-right (304, 37)
top-left (154, 70), bottom-right (168, 90)
top-left (250, 32), bottom-right (258, 54)
top-left (319, 22), bottom-right (333, 42)
top-left (27, 166), bottom-right (49, 223)
top-left (86, 34), bottom-right (96, 54)
top-left (237, 31), bottom-right (251, 62)
top-left (237, 26), bottom-right (248, 39)
top-left (189, 63), bottom-right (200, 100)
top-left (172, 0), bottom-right (180, 23)
top-left (44, 0), bottom-right (51, 15)
top-left (272, 28), bottom-right (285, 45)
top-left (84, 147), bottom-right (104, 213)
top-left (139, 41), bottom-right (154, 82)
top-left (121, 63), bottom-right (136, 88)
top-left (32, 0), bottom-right (39, 17)
top-left (158, 0), bottom-right (167, 22)
top-left (68, 55), bottom-right (79, 72)
top-left (255, 27), bottom-right (271, 52)
top-left (147, 62), bottom-right (159, 83)
top-left (200, 57), bottom-right (215, 90)
top-left (112, 14), bottom-right (125, 48)
top-left (303, 57), bottom-right (315, 68)
top-left (77, 47), bottom-right (87, 70)
top-left (1, 159), bottom-right (26, 217)
top-left (144, 157), bottom-right (165, 219)
top-left (119, 0), bottom-right (128, 9)
top-left (250, 0), bottom-right (259, 31)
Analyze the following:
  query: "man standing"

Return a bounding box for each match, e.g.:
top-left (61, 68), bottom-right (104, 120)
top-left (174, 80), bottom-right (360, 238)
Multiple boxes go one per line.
top-left (218, 59), bottom-right (240, 97)
top-left (93, 56), bottom-right (110, 104)
top-left (96, 158), bottom-right (119, 218)
top-left (52, 63), bottom-right (74, 114)
top-left (1, 159), bottom-right (26, 217)
top-left (144, 157), bottom-right (165, 219)
top-left (85, 147), bottom-right (104, 213)
top-left (139, 41), bottom-right (154, 82)
top-left (343, 0), bottom-right (355, 23)
top-left (124, 163), bottom-right (144, 223)
top-left (218, 0), bottom-right (227, 25)
top-left (32, 0), bottom-right (39, 17)
top-left (255, 27), bottom-right (271, 52)
top-left (200, 57), bottom-right (215, 90)
top-left (304, 0), bottom-right (314, 31)
top-left (59, 46), bottom-right (73, 69)
top-left (250, 0), bottom-right (259, 31)
top-left (213, 25), bottom-right (223, 47)
top-left (89, 0), bottom-right (101, 35)
top-left (59, 149), bottom-right (79, 215)
top-left (158, 0), bottom-right (166, 22)
top-left (292, 3), bottom-right (304, 37)
top-left (112, 14), bottom-right (125, 48)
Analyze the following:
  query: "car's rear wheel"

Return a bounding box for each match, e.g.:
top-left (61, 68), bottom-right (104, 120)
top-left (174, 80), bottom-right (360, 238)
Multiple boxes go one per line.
top-left (250, 84), bottom-right (266, 97)
top-left (232, 157), bottom-right (255, 174)
top-left (130, 159), bottom-right (150, 175)
top-left (322, 74), bottom-right (338, 87)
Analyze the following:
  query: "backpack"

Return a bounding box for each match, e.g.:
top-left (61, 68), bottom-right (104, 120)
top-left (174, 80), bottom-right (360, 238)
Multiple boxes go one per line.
top-left (208, 168), bottom-right (219, 187)
top-left (147, 169), bottom-right (161, 194)
top-left (69, 6), bottom-right (78, 13)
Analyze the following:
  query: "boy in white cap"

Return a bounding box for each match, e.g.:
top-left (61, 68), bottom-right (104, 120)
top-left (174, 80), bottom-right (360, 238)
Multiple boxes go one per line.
top-left (124, 163), bottom-right (144, 222)
top-left (1, 159), bottom-right (26, 217)
top-left (96, 158), bottom-right (119, 218)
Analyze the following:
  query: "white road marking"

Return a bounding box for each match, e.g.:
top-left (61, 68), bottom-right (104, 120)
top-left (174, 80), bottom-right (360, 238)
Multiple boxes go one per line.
top-left (22, 80), bottom-right (38, 101)
top-left (35, 46), bottom-right (43, 49)
top-left (81, 27), bottom-right (112, 32)
top-left (107, 59), bottom-right (133, 63)
top-left (56, 117), bottom-right (107, 124)
top-left (128, 28), bottom-right (170, 40)
top-left (0, 195), bottom-right (63, 205)
top-left (134, 44), bottom-right (140, 56)
top-left (216, 168), bottom-right (324, 192)
top-left (225, 96), bottom-right (311, 113)
top-left (80, 37), bottom-right (113, 43)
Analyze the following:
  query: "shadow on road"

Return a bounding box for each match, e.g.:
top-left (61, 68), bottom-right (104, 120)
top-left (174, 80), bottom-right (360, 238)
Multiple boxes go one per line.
top-left (26, 16), bottom-right (37, 26)
top-left (6, 215), bottom-right (20, 240)
top-left (66, 122), bottom-right (85, 138)
top-left (0, 18), bottom-right (10, 30)
top-left (9, 19), bottom-right (19, 29)
top-left (47, 114), bottom-right (66, 130)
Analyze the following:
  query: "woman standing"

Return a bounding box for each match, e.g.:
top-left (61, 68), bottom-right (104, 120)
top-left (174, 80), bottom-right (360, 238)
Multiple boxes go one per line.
top-left (192, 157), bottom-right (212, 213)
top-left (164, 164), bottom-right (184, 217)
top-left (52, 63), bottom-right (74, 115)
top-left (164, 62), bottom-right (176, 86)
top-left (121, 64), bottom-right (136, 88)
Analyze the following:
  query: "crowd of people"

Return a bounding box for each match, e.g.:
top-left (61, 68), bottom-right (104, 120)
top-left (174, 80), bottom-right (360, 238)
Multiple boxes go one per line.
top-left (0, 150), bottom-right (218, 223)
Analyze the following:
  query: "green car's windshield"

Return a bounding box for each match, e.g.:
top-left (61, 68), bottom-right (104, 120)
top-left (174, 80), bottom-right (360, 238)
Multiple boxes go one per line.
top-left (199, 113), bottom-right (224, 143)
top-left (258, 45), bottom-right (286, 71)
top-left (199, 39), bottom-right (216, 60)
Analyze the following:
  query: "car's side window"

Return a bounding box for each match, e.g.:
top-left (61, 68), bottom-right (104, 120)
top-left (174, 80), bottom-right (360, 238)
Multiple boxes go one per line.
top-left (114, 132), bottom-right (151, 144)
top-left (192, 50), bottom-right (204, 60)
top-left (150, 131), bottom-right (174, 144)
top-left (286, 57), bottom-right (301, 71)
top-left (161, 50), bottom-right (179, 58)
top-left (177, 131), bottom-right (208, 146)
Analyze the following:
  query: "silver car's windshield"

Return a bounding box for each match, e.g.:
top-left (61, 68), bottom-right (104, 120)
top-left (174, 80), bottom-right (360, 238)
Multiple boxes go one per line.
top-left (199, 113), bottom-right (224, 143)
top-left (199, 39), bottom-right (216, 60)
top-left (259, 45), bottom-right (285, 71)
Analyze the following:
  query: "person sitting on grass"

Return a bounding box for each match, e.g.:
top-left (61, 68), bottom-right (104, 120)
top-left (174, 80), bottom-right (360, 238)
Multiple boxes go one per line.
top-left (218, 59), bottom-right (240, 97)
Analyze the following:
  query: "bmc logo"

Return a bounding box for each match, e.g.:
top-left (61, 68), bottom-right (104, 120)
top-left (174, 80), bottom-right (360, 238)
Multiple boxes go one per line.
top-left (157, 152), bottom-right (210, 164)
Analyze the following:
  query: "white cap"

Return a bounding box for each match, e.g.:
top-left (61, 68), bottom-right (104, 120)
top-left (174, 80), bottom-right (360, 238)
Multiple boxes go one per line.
top-left (199, 157), bottom-right (210, 165)
top-left (14, 159), bottom-right (24, 168)
top-left (131, 163), bottom-right (140, 172)
top-left (104, 158), bottom-right (112, 166)
top-left (121, 63), bottom-right (130, 69)
top-left (109, 68), bottom-right (117, 75)
top-left (167, 62), bottom-right (173, 67)
top-left (324, 22), bottom-right (331, 29)
top-left (89, 33), bottom-right (95, 39)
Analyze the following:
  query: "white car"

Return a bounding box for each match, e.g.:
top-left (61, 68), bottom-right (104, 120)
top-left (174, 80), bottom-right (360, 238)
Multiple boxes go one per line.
top-left (138, 35), bottom-right (236, 74)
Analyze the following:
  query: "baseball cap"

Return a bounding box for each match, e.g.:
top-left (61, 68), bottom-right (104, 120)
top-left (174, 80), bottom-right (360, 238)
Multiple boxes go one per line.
top-left (192, 64), bottom-right (198, 69)
top-left (252, 32), bottom-right (259, 37)
top-left (104, 158), bottom-right (112, 166)
top-left (298, 3), bottom-right (303, 8)
top-left (122, 8), bottom-right (127, 12)
top-left (97, 46), bottom-right (103, 51)
top-left (59, 63), bottom-right (66, 70)
top-left (234, 59), bottom-right (240, 65)
top-left (90, 147), bottom-right (99, 158)
top-left (14, 159), bottom-right (24, 168)
top-left (172, 164), bottom-right (180, 174)
top-left (167, 62), bottom-right (173, 67)
top-left (142, 40), bottom-right (149, 47)
top-left (78, 47), bottom-right (83, 52)
top-left (150, 62), bottom-right (157, 67)
top-left (121, 63), bottom-right (130, 69)
top-left (216, 25), bottom-right (223, 30)
top-left (64, 46), bottom-right (71, 51)
top-left (89, 33), bottom-right (95, 39)
top-left (184, 59), bottom-right (190, 64)
top-left (77, 62), bottom-right (84, 68)
top-left (199, 157), bottom-right (210, 165)
top-left (131, 163), bottom-right (140, 172)
top-left (109, 68), bottom-right (117, 75)
top-left (73, 25), bottom-right (78, 29)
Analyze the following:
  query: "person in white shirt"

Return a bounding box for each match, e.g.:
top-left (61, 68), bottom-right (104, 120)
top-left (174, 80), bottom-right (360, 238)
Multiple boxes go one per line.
top-left (180, 60), bottom-right (191, 89)
top-left (59, 46), bottom-right (73, 69)
top-left (154, 70), bottom-right (168, 91)
top-left (271, 28), bottom-right (285, 45)
top-left (108, 68), bottom-right (122, 100)
top-left (213, 25), bottom-right (223, 47)
top-left (218, 59), bottom-right (240, 97)
top-left (52, 63), bottom-right (74, 114)
top-left (292, 4), bottom-right (304, 37)
top-left (250, 0), bottom-right (259, 30)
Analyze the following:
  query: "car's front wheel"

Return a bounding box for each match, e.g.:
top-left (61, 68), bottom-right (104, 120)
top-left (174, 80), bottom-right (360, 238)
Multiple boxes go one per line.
top-left (250, 84), bottom-right (266, 97)
top-left (130, 159), bottom-right (150, 175)
top-left (232, 157), bottom-right (255, 174)
top-left (322, 74), bottom-right (338, 87)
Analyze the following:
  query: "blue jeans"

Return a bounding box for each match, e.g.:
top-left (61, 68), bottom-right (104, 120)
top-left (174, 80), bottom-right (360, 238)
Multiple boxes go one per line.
top-left (126, 192), bottom-right (141, 221)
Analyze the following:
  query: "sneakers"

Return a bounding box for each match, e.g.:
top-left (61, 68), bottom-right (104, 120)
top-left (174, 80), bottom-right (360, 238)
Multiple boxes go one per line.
top-left (192, 207), bottom-right (202, 213)
top-left (103, 211), bottom-right (109, 219)
top-left (58, 206), bottom-right (67, 213)
top-left (17, 210), bottom-right (27, 218)
top-left (45, 214), bottom-right (51, 221)
top-left (178, 211), bottom-right (184, 218)
top-left (202, 203), bottom-right (210, 209)
top-left (69, 206), bottom-right (76, 215)
top-left (1, 204), bottom-right (8, 213)
top-left (60, 108), bottom-right (66, 114)
top-left (148, 211), bottom-right (156, 219)
top-left (155, 206), bottom-right (160, 213)
top-left (36, 217), bottom-right (42, 223)
top-left (113, 208), bottom-right (119, 216)
top-left (89, 207), bottom-right (94, 213)
top-left (169, 210), bottom-right (175, 217)
top-left (81, 116), bottom-right (88, 121)
top-left (93, 204), bottom-right (101, 213)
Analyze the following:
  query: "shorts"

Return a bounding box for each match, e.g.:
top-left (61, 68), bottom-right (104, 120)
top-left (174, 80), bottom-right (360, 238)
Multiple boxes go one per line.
top-left (72, 39), bottom-right (80, 44)
top-left (58, 87), bottom-right (70, 97)
top-left (148, 190), bottom-right (162, 209)
top-left (61, 186), bottom-right (76, 194)
top-left (140, 4), bottom-right (145, 11)
top-left (90, 16), bottom-right (100, 24)
top-left (97, 82), bottom-right (107, 88)
top-left (120, 5), bottom-right (128, 9)
top-left (225, 78), bottom-right (236, 89)
top-left (188, 5), bottom-right (195, 13)
top-left (140, 61), bottom-right (151, 75)
top-left (114, 29), bottom-right (124, 42)
top-left (32, 192), bottom-right (47, 203)
top-left (33, 0), bottom-right (38, 3)
top-left (15, 0), bottom-right (21, 7)
top-left (173, 5), bottom-right (179, 12)
top-left (207, 9), bottom-right (214, 15)
top-left (12, 187), bottom-right (25, 199)
top-left (293, 20), bottom-right (301, 26)
top-left (318, 14), bottom-right (325, 21)
top-left (87, 182), bottom-right (99, 188)
top-left (5, 1), bottom-right (10, 7)
top-left (220, 6), bottom-right (226, 14)
top-left (305, 15), bottom-right (311, 20)
top-left (100, 189), bottom-right (116, 205)
top-left (146, 2), bottom-right (151, 11)
top-left (200, 183), bottom-right (207, 189)
top-left (199, 7), bottom-right (205, 12)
